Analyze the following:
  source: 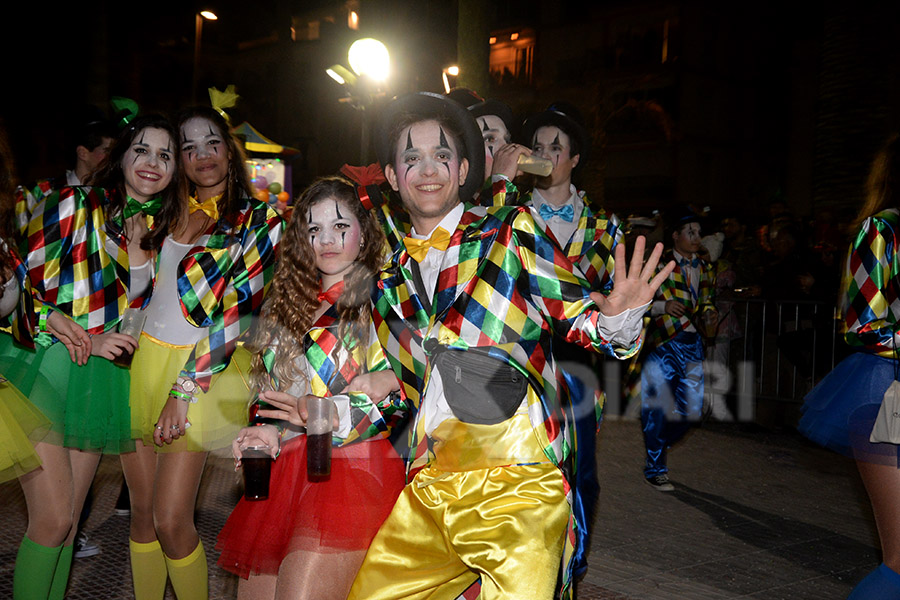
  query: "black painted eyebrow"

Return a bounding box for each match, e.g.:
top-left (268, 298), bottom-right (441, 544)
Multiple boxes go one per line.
top-left (438, 127), bottom-right (450, 150)
top-left (334, 201), bottom-right (344, 220)
top-left (405, 129), bottom-right (413, 152)
top-left (552, 133), bottom-right (561, 145)
top-left (481, 119), bottom-right (490, 132)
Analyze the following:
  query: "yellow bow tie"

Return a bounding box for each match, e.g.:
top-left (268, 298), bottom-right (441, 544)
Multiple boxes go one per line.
top-left (404, 227), bottom-right (451, 263)
top-left (189, 194), bottom-right (221, 220)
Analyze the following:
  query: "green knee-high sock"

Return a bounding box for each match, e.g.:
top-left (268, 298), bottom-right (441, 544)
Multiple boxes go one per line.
top-left (13, 536), bottom-right (63, 600)
top-left (164, 540), bottom-right (208, 600)
top-left (47, 544), bottom-right (73, 600)
top-left (130, 539), bottom-right (168, 600)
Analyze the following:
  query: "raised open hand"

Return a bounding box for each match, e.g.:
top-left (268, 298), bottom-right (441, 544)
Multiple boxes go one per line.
top-left (590, 236), bottom-right (675, 317)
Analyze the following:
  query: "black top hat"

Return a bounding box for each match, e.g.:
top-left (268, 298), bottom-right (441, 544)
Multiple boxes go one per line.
top-left (666, 205), bottom-right (703, 237)
top-left (444, 87), bottom-right (484, 109)
top-left (521, 101), bottom-right (590, 165)
top-left (468, 99), bottom-right (517, 143)
top-left (375, 92), bottom-right (486, 204)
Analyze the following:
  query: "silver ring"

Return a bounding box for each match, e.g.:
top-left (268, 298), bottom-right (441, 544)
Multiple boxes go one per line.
top-left (155, 425), bottom-right (163, 430)
top-left (170, 425), bottom-right (179, 430)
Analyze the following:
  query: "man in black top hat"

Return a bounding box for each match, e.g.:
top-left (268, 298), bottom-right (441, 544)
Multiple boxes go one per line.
top-left (349, 91), bottom-right (671, 600)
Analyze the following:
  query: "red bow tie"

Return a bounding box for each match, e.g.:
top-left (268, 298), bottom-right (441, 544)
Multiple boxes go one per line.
top-left (317, 281), bottom-right (345, 304)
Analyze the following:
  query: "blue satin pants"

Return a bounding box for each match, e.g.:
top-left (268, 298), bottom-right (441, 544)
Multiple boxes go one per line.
top-left (640, 331), bottom-right (705, 477)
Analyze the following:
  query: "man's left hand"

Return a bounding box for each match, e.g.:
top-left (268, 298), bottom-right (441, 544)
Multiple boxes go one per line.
top-left (590, 236), bottom-right (675, 317)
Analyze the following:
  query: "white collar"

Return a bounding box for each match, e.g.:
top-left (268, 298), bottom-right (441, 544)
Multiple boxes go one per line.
top-left (410, 203), bottom-right (465, 240)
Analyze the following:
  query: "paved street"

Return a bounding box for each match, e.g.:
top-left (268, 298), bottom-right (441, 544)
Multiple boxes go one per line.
top-left (0, 419), bottom-right (877, 599)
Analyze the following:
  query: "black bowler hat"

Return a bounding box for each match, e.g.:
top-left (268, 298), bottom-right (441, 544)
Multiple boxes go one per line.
top-left (375, 92), bottom-right (486, 204)
top-left (445, 87), bottom-right (484, 108)
top-left (521, 101), bottom-right (590, 165)
top-left (468, 99), bottom-right (517, 143)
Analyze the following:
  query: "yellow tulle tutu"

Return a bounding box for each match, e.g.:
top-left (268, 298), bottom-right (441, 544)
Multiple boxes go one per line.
top-left (0, 378), bottom-right (49, 482)
top-left (129, 333), bottom-right (252, 453)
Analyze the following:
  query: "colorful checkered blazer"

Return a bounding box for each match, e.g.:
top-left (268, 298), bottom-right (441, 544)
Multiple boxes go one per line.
top-left (21, 186), bottom-right (151, 337)
top-left (14, 175), bottom-right (73, 238)
top-left (260, 306), bottom-right (404, 447)
top-left (490, 179), bottom-right (622, 292)
top-left (176, 198), bottom-right (283, 392)
top-left (372, 203), bottom-right (640, 599)
top-left (2, 243), bottom-right (36, 349)
top-left (644, 249), bottom-right (716, 351)
top-left (842, 208), bottom-right (900, 356)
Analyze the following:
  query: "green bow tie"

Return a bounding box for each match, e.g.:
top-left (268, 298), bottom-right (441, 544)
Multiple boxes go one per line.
top-left (121, 196), bottom-right (162, 221)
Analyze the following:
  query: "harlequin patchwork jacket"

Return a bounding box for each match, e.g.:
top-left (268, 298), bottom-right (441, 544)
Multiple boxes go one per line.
top-left (176, 198), bottom-right (283, 392)
top-left (843, 208), bottom-right (900, 356)
top-left (20, 186), bottom-right (151, 338)
top-left (3, 243), bottom-right (36, 349)
top-left (644, 249), bottom-right (716, 351)
top-left (258, 305), bottom-right (404, 446)
top-left (371, 203), bottom-right (641, 599)
top-left (490, 179), bottom-right (622, 292)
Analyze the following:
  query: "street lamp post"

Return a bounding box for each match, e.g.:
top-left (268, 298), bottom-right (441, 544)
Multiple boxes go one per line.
top-left (192, 10), bottom-right (218, 104)
top-left (326, 38), bottom-right (390, 164)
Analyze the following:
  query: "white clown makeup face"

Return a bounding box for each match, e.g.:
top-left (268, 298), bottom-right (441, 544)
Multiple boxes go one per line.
top-left (532, 126), bottom-right (579, 190)
top-left (673, 222), bottom-right (702, 256)
top-left (122, 127), bottom-right (175, 203)
top-left (180, 116), bottom-right (230, 196)
top-left (384, 119), bottom-right (469, 235)
top-left (308, 197), bottom-right (363, 289)
top-left (477, 114), bottom-right (511, 175)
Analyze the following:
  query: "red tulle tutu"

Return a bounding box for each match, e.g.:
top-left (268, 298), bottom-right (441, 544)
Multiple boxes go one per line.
top-left (216, 435), bottom-right (406, 579)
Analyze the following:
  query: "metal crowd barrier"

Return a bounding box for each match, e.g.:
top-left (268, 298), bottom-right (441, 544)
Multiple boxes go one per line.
top-left (593, 298), bottom-right (842, 425)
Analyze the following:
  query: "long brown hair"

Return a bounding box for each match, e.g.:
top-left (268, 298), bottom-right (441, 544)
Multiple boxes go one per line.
top-left (856, 134), bottom-right (900, 229)
top-left (249, 176), bottom-right (386, 391)
top-left (87, 114), bottom-right (183, 251)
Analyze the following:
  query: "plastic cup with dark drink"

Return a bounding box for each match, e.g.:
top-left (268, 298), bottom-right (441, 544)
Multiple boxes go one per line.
top-left (242, 445), bottom-right (273, 500)
top-left (306, 396), bottom-right (335, 481)
top-left (113, 308), bottom-right (145, 368)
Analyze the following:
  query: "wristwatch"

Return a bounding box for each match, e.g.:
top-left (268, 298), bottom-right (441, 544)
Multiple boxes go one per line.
top-left (175, 377), bottom-right (199, 403)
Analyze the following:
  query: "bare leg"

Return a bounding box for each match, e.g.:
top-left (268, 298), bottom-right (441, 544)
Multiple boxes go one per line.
top-left (121, 439), bottom-right (162, 543)
top-left (62, 449), bottom-right (102, 545)
top-left (857, 460), bottom-right (900, 572)
top-left (275, 549), bottom-right (368, 600)
top-left (238, 573), bottom-right (277, 600)
top-left (153, 451), bottom-right (208, 559)
top-left (19, 442), bottom-right (76, 546)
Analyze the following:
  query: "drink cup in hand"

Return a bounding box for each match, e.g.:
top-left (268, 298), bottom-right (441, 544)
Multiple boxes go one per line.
top-left (242, 445), bottom-right (273, 500)
top-left (114, 308), bottom-right (145, 368)
top-left (306, 396), bottom-right (334, 481)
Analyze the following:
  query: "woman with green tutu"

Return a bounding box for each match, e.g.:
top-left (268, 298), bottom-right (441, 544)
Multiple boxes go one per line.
top-left (1, 114), bottom-right (183, 600)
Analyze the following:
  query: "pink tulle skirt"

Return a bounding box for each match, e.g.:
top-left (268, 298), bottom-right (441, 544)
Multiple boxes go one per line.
top-left (216, 435), bottom-right (406, 579)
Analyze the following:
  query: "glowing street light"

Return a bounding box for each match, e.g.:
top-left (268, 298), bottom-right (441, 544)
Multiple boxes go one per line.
top-left (442, 65), bottom-right (460, 94)
top-left (348, 38), bottom-right (390, 82)
top-left (193, 10), bottom-right (219, 103)
top-left (324, 38), bottom-right (390, 163)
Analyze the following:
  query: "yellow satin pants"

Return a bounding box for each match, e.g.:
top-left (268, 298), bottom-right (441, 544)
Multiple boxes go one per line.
top-left (348, 415), bottom-right (569, 600)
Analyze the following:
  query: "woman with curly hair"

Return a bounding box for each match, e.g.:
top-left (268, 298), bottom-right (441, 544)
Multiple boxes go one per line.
top-left (120, 106), bottom-right (283, 600)
top-left (216, 176), bottom-right (406, 600)
top-left (1, 114), bottom-right (182, 600)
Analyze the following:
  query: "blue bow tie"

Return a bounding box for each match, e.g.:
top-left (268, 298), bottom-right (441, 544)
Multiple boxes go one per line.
top-left (538, 203), bottom-right (574, 222)
top-left (678, 256), bottom-right (700, 268)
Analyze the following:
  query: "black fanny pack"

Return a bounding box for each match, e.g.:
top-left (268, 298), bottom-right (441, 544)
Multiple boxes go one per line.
top-left (428, 343), bottom-right (528, 425)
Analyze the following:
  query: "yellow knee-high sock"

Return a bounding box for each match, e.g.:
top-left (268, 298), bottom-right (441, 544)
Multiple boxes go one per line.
top-left (130, 539), bottom-right (168, 600)
top-left (164, 540), bottom-right (207, 600)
